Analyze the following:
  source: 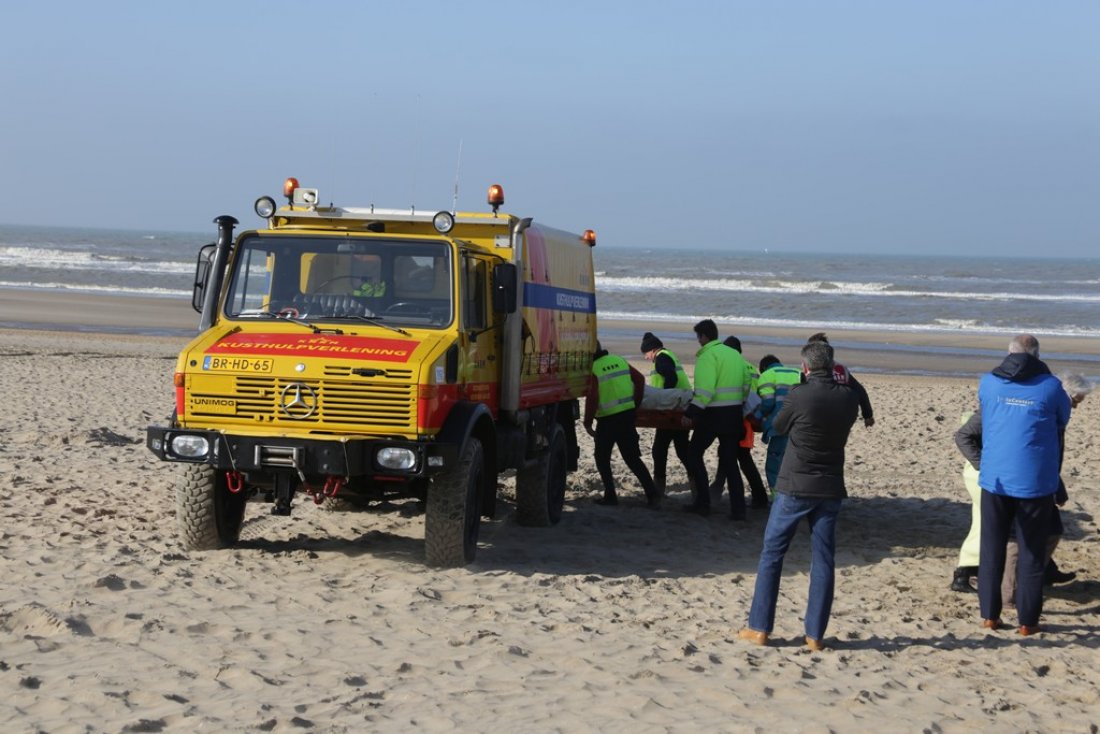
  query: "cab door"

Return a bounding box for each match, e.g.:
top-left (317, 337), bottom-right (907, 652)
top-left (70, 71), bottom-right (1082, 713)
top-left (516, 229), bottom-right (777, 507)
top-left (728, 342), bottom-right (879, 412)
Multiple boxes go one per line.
top-left (458, 254), bottom-right (500, 414)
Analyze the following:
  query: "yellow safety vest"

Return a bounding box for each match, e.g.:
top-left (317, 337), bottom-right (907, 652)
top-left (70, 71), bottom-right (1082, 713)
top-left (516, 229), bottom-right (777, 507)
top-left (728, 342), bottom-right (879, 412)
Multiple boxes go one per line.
top-left (593, 354), bottom-right (636, 418)
top-left (354, 280), bottom-right (387, 297)
top-left (648, 348), bottom-right (692, 390)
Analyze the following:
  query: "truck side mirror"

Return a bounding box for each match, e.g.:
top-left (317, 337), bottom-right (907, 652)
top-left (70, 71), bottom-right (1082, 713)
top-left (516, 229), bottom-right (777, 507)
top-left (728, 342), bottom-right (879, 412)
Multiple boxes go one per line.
top-left (492, 262), bottom-right (517, 314)
top-left (191, 243), bottom-right (215, 313)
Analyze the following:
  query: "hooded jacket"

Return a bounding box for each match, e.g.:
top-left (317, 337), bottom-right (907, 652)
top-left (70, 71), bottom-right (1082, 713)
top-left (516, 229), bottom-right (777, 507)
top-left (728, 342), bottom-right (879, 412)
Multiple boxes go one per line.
top-left (977, 353), bottom-right (1070, 498)
top-left (955, 408), bottom-right (1068, 504)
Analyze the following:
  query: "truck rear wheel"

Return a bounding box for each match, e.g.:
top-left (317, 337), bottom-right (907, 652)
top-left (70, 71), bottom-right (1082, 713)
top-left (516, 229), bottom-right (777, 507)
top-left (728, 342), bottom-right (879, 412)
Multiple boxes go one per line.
top-left (175, 464), bottom-right (247, 550)
top-left (516, 424), bottom-right (567, 527)
top-left (424, 437), bottom-right (484, 567)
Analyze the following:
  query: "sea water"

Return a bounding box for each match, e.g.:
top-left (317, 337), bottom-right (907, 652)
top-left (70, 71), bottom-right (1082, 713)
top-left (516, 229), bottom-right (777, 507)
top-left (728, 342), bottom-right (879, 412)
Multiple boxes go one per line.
top-left (2, 223), bottom-right (1097, 362)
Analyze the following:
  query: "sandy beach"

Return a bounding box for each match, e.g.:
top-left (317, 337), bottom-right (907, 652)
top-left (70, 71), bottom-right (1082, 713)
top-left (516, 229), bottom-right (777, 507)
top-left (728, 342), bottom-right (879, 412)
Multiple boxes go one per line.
top-left (2, 312), bottom-right (1099, 731)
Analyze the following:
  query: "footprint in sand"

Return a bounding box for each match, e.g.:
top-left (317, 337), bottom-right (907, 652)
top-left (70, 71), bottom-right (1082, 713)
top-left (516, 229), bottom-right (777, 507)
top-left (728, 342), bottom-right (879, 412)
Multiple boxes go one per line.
top-left (0, 603), bottom-right (73, 637)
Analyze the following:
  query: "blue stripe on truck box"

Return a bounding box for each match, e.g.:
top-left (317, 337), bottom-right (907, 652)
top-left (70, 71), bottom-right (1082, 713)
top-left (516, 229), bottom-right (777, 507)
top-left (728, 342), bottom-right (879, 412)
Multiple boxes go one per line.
top-left (523, 283), bottom-right (597, 313)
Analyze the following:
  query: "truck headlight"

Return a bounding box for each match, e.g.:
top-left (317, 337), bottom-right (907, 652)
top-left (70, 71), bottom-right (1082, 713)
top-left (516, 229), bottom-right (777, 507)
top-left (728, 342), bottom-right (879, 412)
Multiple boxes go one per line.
top-left (170, 434), bottom-right (210, 459)
top-left (376, 447), bottom-right (416, 470)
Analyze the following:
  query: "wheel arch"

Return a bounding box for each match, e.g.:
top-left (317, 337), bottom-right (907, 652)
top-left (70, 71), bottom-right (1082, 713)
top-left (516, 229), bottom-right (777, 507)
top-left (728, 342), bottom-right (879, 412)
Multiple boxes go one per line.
top-left (437, 401), bottom-right (498, 517)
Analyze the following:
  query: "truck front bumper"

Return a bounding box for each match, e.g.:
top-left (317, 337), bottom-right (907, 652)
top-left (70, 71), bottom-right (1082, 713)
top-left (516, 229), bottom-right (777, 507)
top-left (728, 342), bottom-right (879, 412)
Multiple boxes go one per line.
top-left (146, 426), bottom-right (457, 479)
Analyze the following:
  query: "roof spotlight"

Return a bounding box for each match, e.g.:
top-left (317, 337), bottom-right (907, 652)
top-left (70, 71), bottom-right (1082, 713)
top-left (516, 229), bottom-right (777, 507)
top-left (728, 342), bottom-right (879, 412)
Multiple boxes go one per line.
top-left (254, 196), bottom-right (277, 219)
top-left (433, 211), bottom-right (455, 234)
top-left (582, 229), bottom-right (597, 247)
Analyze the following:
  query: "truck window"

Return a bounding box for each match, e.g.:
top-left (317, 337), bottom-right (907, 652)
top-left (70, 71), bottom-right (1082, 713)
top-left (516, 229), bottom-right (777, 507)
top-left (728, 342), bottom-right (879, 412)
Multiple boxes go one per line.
top-left (226, 246), bottom-right (273, 314)
top-left (224, 236), bottom-right (454, 327)
top-left (462, 256), bottom-right (488, 330)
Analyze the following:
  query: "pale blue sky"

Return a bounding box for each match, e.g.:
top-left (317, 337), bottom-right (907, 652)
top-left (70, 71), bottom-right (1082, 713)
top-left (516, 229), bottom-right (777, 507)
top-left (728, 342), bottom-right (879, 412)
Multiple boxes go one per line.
top-left (1, 1), bottom-right (1097, 257)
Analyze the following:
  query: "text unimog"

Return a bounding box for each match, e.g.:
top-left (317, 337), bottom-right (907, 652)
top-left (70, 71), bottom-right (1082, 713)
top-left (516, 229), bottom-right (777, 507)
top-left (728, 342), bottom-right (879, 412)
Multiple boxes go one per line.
top-left (147, 178), bottom-right (598, 566)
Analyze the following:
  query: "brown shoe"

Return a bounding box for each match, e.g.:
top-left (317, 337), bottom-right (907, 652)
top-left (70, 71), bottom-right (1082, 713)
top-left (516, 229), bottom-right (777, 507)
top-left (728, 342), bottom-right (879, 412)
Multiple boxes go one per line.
top-left (1018, 625), bottom-right (1041, 636)
top-left (737, 628), bottom-right (768, 646)
top-left (980, 618), bottom-right (1003, 630)
top-left (805, 636), bottom-right (825, 651)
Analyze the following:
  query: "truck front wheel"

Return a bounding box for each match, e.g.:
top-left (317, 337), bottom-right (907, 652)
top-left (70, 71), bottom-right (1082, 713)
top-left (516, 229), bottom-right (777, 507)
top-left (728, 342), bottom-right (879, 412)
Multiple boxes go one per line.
top-left (424, 437), bottom-right (484, 567)
top-left (175, 464), bottom-right (247, 550)
top-left (516, 424), bottom-right (567, 527)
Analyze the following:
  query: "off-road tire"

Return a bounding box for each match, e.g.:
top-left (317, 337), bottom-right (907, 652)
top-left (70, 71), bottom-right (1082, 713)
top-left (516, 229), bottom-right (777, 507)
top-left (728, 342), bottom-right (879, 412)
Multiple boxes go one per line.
top-left (424, 437), bottom-right (484, 567)
top-left (175, 464), bottom-right (247, 550)
top-left (515, 424), bottom-right (568, 527)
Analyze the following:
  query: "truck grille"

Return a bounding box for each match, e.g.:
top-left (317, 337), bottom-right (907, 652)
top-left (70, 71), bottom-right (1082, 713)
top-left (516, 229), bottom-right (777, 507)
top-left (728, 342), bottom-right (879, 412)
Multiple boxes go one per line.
top-left (190, 370), bottom-right (415, 429)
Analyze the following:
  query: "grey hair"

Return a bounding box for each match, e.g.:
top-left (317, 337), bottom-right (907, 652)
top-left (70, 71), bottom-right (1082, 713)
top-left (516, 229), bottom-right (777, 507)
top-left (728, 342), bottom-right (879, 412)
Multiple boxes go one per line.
top-left (1060, 372), bottom-right (1094, 399)
top-left (1008, 334), bottom-right (1040, 357)
top-left (801, 341), bottom-right (834, 372)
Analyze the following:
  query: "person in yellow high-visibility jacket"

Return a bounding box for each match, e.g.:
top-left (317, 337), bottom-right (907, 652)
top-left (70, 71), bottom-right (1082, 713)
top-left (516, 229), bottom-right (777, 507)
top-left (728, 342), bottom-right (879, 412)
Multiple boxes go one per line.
top-left (583, 342), bottom-right (661, 507)
top-left (640, 331), bottom-right (691, 496)
top-left (681, 319), bottom-right (753, 519)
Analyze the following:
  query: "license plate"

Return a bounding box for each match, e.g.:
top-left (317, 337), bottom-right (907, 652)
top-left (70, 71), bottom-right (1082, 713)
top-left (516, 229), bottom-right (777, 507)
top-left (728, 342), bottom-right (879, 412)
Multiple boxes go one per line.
top-left (202, 356), bottom-right (274, 373)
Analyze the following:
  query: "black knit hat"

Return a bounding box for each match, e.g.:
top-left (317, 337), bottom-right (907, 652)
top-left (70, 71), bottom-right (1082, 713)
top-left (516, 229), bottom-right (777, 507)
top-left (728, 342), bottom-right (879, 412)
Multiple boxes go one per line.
top-left (640, 332), bottom-right (663, 353)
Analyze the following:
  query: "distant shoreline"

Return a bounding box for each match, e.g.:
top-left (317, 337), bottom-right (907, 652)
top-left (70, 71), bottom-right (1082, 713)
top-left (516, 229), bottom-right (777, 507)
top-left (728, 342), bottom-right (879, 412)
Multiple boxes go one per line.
top-left (3, 288), bottom-right (1098, 378)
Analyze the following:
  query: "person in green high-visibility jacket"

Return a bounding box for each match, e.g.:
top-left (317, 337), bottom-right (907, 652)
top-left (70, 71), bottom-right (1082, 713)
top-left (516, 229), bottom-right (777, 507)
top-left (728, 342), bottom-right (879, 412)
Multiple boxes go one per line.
top-left (583, 342), bottom-right (661, 508)
top-left (755, 354), bottom-right (806, 493)
top-left (681, 319), bottom-right (754, 519)
top-left (640, 331), bottom-right (691, 496)
top-left (709, 336), bottom-right (770, 510)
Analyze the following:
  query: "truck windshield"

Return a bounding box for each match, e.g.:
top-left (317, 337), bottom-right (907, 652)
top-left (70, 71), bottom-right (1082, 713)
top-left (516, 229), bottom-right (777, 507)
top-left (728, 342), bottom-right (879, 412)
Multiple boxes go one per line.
top-left (224, 235), bottom-right (454, 329)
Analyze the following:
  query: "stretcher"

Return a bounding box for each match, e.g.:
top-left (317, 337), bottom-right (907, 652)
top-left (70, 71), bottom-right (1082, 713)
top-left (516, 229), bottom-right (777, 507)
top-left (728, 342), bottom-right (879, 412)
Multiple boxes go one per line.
top-left (634, 387), bottom-right (692, 431)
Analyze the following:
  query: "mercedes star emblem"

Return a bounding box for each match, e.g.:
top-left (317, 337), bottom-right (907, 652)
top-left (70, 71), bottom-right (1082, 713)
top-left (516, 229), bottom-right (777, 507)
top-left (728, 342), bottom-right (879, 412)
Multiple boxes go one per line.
top-left (279, 382), bottom-right (319, 419)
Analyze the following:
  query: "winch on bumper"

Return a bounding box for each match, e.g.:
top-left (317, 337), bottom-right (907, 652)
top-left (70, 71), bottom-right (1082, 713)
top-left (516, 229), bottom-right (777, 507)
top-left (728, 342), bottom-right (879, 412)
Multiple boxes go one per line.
top-left (145, 426), bottom-right (457, 479)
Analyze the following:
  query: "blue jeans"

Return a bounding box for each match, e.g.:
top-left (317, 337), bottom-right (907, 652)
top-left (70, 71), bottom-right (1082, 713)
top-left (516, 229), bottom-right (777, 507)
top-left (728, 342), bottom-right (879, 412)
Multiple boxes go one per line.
top-left (748, 493), bottom-right (843, 640)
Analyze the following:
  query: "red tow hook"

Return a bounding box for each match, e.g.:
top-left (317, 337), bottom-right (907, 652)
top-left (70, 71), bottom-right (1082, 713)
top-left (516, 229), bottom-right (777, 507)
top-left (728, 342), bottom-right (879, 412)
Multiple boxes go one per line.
top-left (301, 482), bottom-right (324, 505)
top-left (322, 476), bottom-right (345, 499)
top-left (301, 477), bottom-right (345, 505)
top-left (225, 471), bottom-right (245, 494)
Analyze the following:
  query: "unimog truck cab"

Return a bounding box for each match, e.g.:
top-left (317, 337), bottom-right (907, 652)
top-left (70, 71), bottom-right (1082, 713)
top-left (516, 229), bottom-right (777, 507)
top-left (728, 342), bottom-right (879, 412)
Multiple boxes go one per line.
top-left (147, 179), bottom-right (598, 566)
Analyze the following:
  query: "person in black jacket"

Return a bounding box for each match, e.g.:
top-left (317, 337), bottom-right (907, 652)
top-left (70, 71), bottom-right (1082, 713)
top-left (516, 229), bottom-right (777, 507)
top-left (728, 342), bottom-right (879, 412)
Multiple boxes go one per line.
top-left (738, 340), bottom-right (860, 651)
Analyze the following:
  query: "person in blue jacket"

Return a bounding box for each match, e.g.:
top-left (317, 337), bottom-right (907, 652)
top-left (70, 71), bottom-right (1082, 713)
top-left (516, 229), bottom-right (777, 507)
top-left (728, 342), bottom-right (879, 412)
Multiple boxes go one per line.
top-left (977, 334), bottom-right (1071, 636)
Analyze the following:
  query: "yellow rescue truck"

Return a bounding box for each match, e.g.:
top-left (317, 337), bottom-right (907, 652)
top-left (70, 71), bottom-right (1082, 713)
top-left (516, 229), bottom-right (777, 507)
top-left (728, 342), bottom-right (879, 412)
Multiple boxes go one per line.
top-left (147, 178), bottom-right (597, 566)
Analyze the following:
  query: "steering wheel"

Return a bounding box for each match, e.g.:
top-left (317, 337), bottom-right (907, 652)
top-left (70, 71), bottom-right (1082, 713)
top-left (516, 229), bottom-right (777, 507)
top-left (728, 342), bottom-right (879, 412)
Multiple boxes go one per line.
top-left (312, 275), bottom-right (365, 292)
top-left (384, 302), bottom-right (432, 317)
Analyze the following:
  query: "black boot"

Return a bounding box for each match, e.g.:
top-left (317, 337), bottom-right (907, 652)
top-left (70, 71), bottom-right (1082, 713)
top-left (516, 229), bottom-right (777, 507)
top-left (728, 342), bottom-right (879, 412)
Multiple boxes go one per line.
top-left (1044, 560), bottom-right (1076, 585)
top-left (950, 566), bottom-right (977, 593)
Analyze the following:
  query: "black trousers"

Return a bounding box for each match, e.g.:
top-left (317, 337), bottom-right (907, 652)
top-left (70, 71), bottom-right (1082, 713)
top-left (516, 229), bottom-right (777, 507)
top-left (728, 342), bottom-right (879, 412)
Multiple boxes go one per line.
top-left (651, 428), bottom-right (690, 490)
top-left (684, 415), bottom-right (745, 517)
top-left (594, 410), bottom-right (659, 502)
top-left (978, 490), bottom-right (1055, 627)
top-left (712, 447), bottom-right (769, 507)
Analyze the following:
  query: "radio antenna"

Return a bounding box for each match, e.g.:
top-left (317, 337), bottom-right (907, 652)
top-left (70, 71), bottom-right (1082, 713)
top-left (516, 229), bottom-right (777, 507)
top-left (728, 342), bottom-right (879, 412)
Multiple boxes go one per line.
top-left (410, 94), bottom-right (422, 209)
top-left (451, 139), bottom-right (463, 214)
